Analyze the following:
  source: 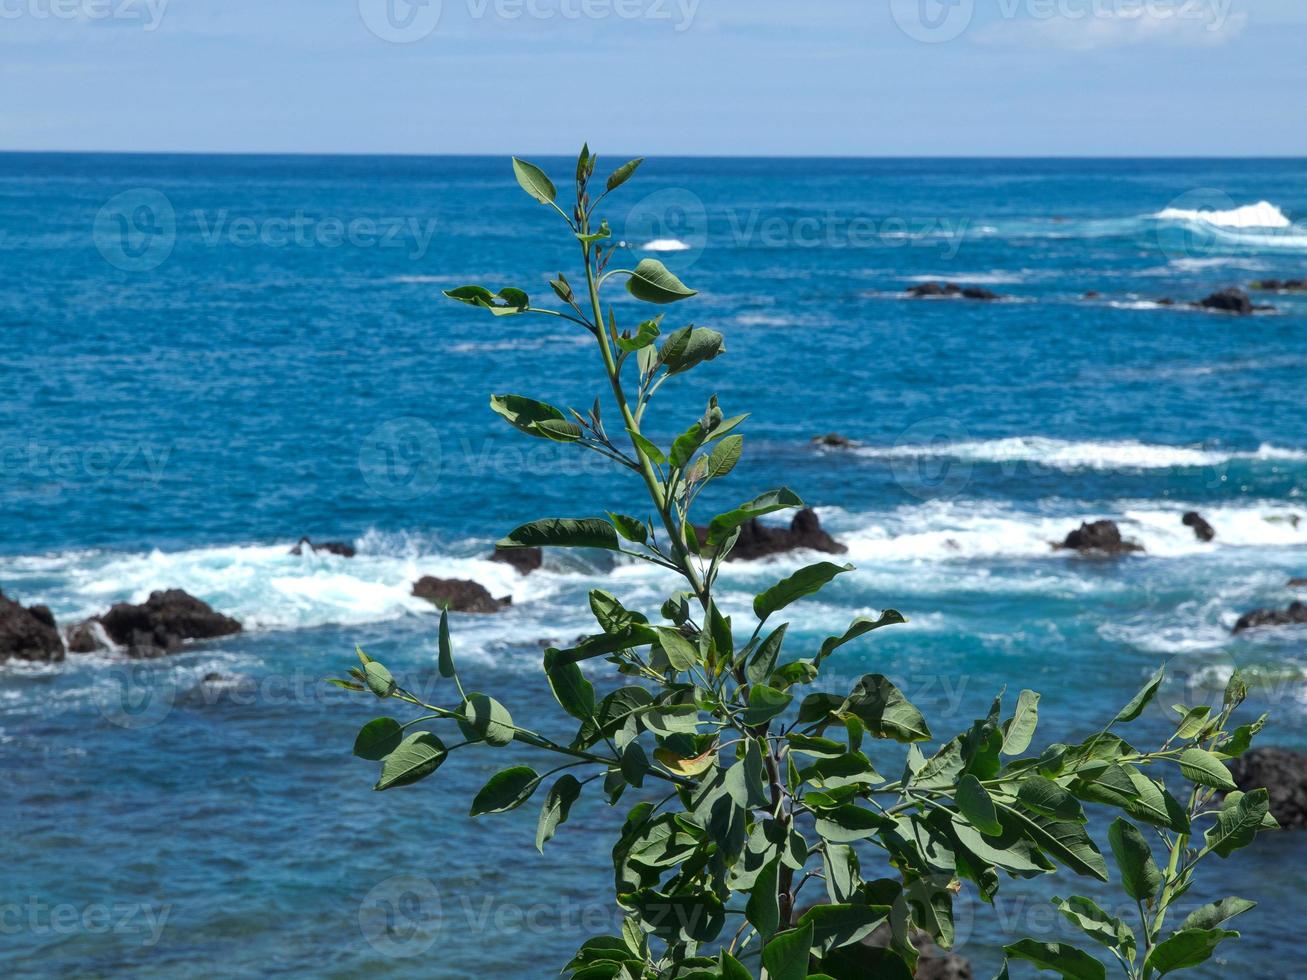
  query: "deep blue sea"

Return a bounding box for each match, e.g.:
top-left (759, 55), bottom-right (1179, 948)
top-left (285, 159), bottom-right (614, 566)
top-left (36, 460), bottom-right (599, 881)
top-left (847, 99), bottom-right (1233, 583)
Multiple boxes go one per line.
top-left (2, 155), bottom-right (1305, 978)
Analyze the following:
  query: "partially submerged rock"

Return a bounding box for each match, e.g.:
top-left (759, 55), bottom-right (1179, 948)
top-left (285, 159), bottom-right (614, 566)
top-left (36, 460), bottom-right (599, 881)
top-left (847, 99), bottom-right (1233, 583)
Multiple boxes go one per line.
top-left (98, 589), bottom-right (242, 657)
top-left (0, 590), bottom-right (64, 664)
top-left (1193, 288), bottom-right (1274, 315)
top-left (412, 577), bottom-right (508, 613)
top-left (65, 619), bottom-right (112, 654)
top-left (812, 433), bottom-right (856, 449)
top-left (1250, 278), bottom-right (1307, 292)
top-left (907, 282), bottom-right (1002, 301)
top-left (1233, 601), bottom-right (1307, 633)
top-left (1056, 520), bottom-right (1144, 555)
top-left (290, 537), bottom-right (356, 558)
top-left (1183, 511), bottom-right (1216, 542)
top-left (1229, 747), bottom-right (1307, 830)
top-left (1289, 578), bottom-right (1307, 589)
top-left (706, 508), bottom-right (848, 562)
top-left (490, 546), bottom-right (543, 576)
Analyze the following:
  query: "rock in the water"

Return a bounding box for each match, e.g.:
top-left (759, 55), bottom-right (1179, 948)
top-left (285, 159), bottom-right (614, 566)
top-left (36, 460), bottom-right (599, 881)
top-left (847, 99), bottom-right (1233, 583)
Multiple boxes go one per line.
top-left (0, 590), bottom-right (65, 664)
top-left (98, 589), bottom-right (242, 656)
top-left (1194, 288), bottom-right (1261, 315)
top-left (412, 577), bottom-right (507, 613)
top-left (1233, 601), bottom-right (1307, 633)
top-left (65, 620), bottom-right (112, 654)
top-left (490, 546), bottom-right (543, 576)
top-left (290, 536), bottom-right (356, 558)
top-left (906, 282), bottom-right (1001, 301)
top-left (1229, 747), bottom-right (1307, 830)
top-left (812, 432), bottom-right (856, 449)
top-left (1289, 578), bottom-right (1307, 588)
top-left (1251, 278), bottom-right (1307, 292)
top-left (1083, 290), bottom-right (1102, 299)
top-left (823, 922), bottom-right (971, 979)
top-left (1056, 520), bottom-right (1143, 555)
top-left (705, 508), bottom-right (847, 562)
top-left (1183, 511), bottom-right (1216, 542)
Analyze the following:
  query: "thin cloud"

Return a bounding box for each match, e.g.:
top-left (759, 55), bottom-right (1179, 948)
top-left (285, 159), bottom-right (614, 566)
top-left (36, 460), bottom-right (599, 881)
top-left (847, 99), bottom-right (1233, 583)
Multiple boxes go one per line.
top-left (976, 8), bottom-right (1249, 50)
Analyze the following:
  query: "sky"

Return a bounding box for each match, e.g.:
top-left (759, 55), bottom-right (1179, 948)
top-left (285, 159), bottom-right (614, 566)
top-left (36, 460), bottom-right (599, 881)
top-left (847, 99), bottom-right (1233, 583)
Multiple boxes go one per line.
top-left (2, 0), bottom-right (1305, 155)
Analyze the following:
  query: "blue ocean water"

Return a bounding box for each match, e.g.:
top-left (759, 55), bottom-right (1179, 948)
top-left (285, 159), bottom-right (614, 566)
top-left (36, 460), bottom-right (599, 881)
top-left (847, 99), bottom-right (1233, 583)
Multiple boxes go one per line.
top-left (1, 154), bottom-right (1305, 978)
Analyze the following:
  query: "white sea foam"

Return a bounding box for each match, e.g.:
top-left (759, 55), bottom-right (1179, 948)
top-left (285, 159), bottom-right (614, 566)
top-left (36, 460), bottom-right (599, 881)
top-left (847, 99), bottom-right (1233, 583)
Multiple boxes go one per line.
top-left (641, 238), bottom-right (692, 252)
top-left (1154, 201), bottom-right (1291, 230)
top-left (853, 437), bottom-right (1307, 472)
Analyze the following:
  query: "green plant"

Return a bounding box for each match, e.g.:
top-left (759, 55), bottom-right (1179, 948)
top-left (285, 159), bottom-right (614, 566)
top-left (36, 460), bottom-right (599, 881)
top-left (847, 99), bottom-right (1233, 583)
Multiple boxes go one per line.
top-left (335, 149), bottom-right (1276, 979)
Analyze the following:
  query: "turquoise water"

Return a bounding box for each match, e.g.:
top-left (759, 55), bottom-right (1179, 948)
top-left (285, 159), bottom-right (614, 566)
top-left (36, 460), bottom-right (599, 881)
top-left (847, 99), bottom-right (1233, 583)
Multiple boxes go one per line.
top-left (1, 154), bottom-right (1305, 977)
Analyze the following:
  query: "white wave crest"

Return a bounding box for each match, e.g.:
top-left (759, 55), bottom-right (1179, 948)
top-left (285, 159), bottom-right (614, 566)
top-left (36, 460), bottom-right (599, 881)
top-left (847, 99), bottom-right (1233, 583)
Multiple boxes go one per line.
top-left (640, 238), bottom-right (692, 252)
top-left (1154, 201), bottom-right (1291, 229)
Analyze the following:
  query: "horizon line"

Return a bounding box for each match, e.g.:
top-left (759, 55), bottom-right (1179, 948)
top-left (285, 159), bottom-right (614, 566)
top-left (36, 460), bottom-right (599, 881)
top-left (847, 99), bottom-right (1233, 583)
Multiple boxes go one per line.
top-left (4, 149), bottom-right (1307, 161)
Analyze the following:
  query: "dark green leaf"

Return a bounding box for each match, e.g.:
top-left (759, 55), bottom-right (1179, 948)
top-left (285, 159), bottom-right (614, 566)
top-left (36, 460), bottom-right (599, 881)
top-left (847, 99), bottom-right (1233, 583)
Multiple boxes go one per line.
top-left (511, 156), bottom-right (557, 204)
top-left (1205, 789), bottom-right (1271, 858)
top-left (1107, 819), bottom-right (1162, 902)
top-left (457, 693), bottom-right (515, 747)
top-left (655, 626), bottom-right (700, 671)
top-left (1116, 666), bottom-right (1165, 723)
top-left (761, 921), bottom-right (814, 980)
top-left (353, 717), bottom-right (403, 761)
top-left (708, 488), bottom-right (803, 547)
top-left (626, 258), bottom-right (697, 304)
top-left (499, 517), bottom-right (620, 551)
top-left (489, 394), bottom-right (581, 442)
top-left (607, 513), bottom-right (648, 544)
top-left (754, 561), bottom-right (853, 622)
top-left (438, 609), bottom-right (456, 679)
top-left (374, 732), bottom-right (446, 791)
top-left (1178, 747), bottom-right (1236, 791)
top-left (364, 661), bottom-right (395, 699)
top-left (1018, 776), bottom-right (1086, 823)
top-left (536, 774), bottom-right (583, 852)
top-left (1145, 929), bottom-right (1239, 976)
top-left (1180, 897), bottom-right (1255, 932)
top-left (1003, 940), bottom-right (1106, 980)
top-left (841, 674), bottom-right (932, 743)
top-left (816, 611), bottom-right (907, 666)
top-left (957, 774), bottom-right (1003, 835)
top-left (606, 157), bottom-right (644, 192)
top-left (470, 765), bottom-right (540, 816)
top-left (444, 285), bottom-right (531, 317)
top-left (743, 685), bottom-right (793, 726)
top-left (543, 648), bottom-right (597, 720)
top-left (746, 857), bottom-right (780, 940)
top-left (1002, 690), bottom-right (1041, 755)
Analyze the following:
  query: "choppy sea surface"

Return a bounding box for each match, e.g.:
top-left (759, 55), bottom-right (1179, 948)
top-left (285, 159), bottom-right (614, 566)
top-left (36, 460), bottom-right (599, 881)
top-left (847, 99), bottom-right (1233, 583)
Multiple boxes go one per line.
top-left (2, 155), bottom-right (1305, 978)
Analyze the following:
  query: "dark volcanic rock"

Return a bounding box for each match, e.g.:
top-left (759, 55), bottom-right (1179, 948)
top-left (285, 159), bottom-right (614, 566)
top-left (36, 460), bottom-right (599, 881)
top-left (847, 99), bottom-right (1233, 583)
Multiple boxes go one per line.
top-left (98, 589), bottom-right (242, 655)
top-left (906, 281), bottom-right (1002, 301)
top-left (412, 577), bottom-right (507, 613)
top-left (1233, 601), bottom-right (1307, 633)
top-left (1083, 290), bottom-right (1102, 299)
top-left (1229, 747), bottom-right (1307, 829)
top-left (1251, 278), bottom-right (1307, 292)
top-left (290, 537), bottom-right (356, 558)
top-left (704, 508), bottom-right (848, 562)
top-left (490, 546), bottom-right (543, 576)
top-left (65, 620), bottom-right (110, 654)
top-left (1183, 511), bottom-right (1216, 542)
top-left (812, 432), bottom-right (856, 449)
top-left (822, 922), bottom-right (971, 979)
top-left (0, 590), bottom-right (65, 664)
top-left (1193, 288), bottom-right (1271, 315)
top-left (1056, 520), bottom-right (1144, 555)
top-left (1289, 578), bottom-right (1307, 588)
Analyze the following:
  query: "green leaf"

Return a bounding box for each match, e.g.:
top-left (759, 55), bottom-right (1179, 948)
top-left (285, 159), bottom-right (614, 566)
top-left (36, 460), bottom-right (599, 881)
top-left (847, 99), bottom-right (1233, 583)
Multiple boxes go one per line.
top-left (1180, 897), bottom-right (1255, 932)
top-left (746, 623), bottom-right (788, 686)
top-left (511, 156), bottom-right (557, 204)
top-left (798, 902), bottom-right (890, 955)
top-left (1053, 896), bottom-right (1134, 952)
top-left (841, 674), bottom-right (932, 743)
top-left (626, 429), bottom-right (667, 465)
top-left (660, 326), bottom-right (725, 376)
top-left (1116, 665), bottom-right (1165, 723)
top-left (1178, 747), bottom-right (1237, 790)
top-left (606, 157), bottom-right (644, 192)
top-left (626, 258), bottom-right (697, 304)
top-left (353, 717), bottom-right (403, 761)
top-left (816, 611), bottom-right (907, 666)
top-left (1017, 776), bottom-right (1086, 823)
top-left (761, 921), bottom-right (814, 980)
top-left (1003, 939), bottom-right (1106, 980)
top-left (655, 626), bottom-right (701, 671)
top-left (957, 774), bottom-right (1003, 835)
top-left (616, 317), bottom-right (662, 353)
top-left (628, 890), bottom-right (724, 944)
top-left (443, 285), bottom-right (531, 317)
top-left (743, 685), bottom-right (793, 726)
top-left (1145, 929), bottom-right (1239, 976)
top-left (999, 803), bottom-right (1108, 881)
top-left (470, 765), bottom-right (541, 816)
top-left (705, 435), bottom-right (744, 481)
top-left (536, 774), bottom-right (583, 852)
top-left (1107, 819), bottom-right (1162, 902)
top-left (813, 805), bottom-right (891, 843)
top-left (1204, 788), bottom-right (1271, 858)
top-left (364, 661), bottom-right (395, 698)
top-left (754, 561), bottom-right (853, 622)
top-left (607, 512), bottom-right (648, 544)
top-left (457, 693), bottom-right (515, 747)
top-left (1174, 705), bottom-right (1212, 740)
top-left (489, 394), bottom-right (581, 442)
top-left (543, 648), bottom-right (596, 720)
top-left (1002, 690), bottom-right (1041, 755)
top-left (499, 517), bottom-right (620, 551)
top-left (707, 488), bottom-right (804, 547)
top-left (374, 732), bottom-right (446, 791)
top-left (746, 857), bottom-right (781, 941)
top-left (437, 609), bottom-right (456, 679)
